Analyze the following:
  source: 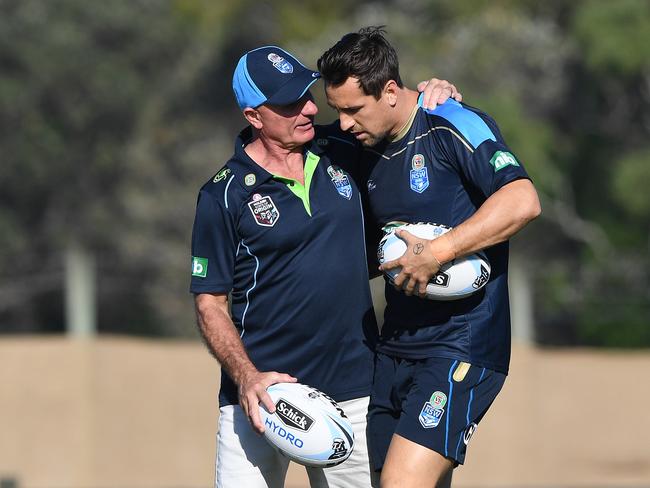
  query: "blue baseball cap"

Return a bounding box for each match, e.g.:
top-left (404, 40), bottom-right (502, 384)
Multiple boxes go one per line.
top-left (232, 46), bottom-right (321, 110)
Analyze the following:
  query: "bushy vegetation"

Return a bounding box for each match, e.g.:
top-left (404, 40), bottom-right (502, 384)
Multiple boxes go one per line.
top-left (1, 0), bottom-right (648, 346)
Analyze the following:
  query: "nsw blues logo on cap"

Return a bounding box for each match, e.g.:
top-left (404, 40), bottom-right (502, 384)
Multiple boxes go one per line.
top-left (267, 53), bottom-right (293, 73)
top-left (232, 46), bottom-right (320, 110)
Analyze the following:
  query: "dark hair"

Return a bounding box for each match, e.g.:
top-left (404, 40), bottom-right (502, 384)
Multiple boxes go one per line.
top-left (317, 26), bottom-right (403, 99)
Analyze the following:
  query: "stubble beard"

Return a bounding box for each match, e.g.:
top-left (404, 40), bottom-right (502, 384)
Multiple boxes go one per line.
top-left (359, 130), bottom-right (388, 148)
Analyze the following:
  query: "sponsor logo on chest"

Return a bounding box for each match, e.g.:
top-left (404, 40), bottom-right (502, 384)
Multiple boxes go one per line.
top-left (327, 165), bottom-right (353, 200)
top-left (248, 193), bottom-right (280, 227)
top-left (410, 153), bottom-right (429, 193)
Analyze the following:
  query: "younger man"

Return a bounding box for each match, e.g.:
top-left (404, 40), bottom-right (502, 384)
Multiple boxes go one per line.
top-left (319, 27), bottom-right (541, 488)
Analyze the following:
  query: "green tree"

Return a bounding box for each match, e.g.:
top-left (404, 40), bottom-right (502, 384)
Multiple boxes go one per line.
top-left (1, 0), bottom-right (648, 346)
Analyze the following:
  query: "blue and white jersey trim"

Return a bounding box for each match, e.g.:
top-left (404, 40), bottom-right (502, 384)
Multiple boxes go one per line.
top-left (239, 240), bottom-right (260, 338)
top-left (425, 98), bottom-right (497, 149)
top-left (364, 124), bottom-right (475, 160)
top-left (224, 175), bottom-right (235, 209)
top-left (454, 367), bottom-right (486, 460)
top-left (357, 193), bottom-right (370, 276)
top-left (444, 360), bottom-right (458, 457)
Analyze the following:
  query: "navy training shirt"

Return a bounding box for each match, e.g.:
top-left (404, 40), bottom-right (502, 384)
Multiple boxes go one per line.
top-left (358, 99), bottom-right (531, 374)
top-left (190, 126), bottom-right (377, 406)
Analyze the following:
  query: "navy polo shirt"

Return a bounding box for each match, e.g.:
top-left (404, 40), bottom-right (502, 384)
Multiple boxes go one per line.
top-left (358, 99), bottom-right (530, 374)
top-left (190, 126), bottom-right (377, 406)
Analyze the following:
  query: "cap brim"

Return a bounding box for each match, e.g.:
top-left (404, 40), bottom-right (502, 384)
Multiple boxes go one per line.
top-left (265, 70), bottom-right (321, 106)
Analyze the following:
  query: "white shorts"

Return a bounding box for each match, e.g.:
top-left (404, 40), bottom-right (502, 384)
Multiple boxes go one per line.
top-left (215, 396), bottom-right (378, 488)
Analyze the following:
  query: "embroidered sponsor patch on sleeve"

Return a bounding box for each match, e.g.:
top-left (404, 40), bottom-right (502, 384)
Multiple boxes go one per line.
top-left (191, 256), bottom-right (208, 277)
top-left (489, 151), bottom-right (520, 172)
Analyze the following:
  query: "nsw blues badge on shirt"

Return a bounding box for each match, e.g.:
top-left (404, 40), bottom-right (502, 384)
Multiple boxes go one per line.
top-left (410, 153), bottom-right (429, 193)
top-left (327, 165), bottom-right (353, 200)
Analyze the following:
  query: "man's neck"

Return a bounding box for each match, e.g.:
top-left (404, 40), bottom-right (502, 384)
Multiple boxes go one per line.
top-left (388, 88), bottom-right (420, 141)
top-left (245, 135), bottom-right (306, 183)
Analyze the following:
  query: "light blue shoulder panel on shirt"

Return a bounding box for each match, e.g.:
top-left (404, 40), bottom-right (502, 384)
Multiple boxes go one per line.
top-left (418, 94), bottom-right (497, 149)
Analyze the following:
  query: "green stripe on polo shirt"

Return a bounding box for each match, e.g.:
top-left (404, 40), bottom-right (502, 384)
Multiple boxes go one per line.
top-left (272, 151), bottom-right (320, 216)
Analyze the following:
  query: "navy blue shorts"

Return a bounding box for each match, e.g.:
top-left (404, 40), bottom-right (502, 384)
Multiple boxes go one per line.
top-left (367, 353), bottom-right (506, 470)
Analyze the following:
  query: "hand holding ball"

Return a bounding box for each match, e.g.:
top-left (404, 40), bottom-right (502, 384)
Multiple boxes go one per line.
top-left (258, 383), bottom-right (354, 468)
top-left (377, 222), bottom-right (491, 300)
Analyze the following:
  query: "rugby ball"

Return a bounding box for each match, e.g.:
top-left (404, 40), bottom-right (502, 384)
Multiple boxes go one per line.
top-left (377, 222), bottom-right (491, 301)
top-left (259, 382), bottom-right (354, 468)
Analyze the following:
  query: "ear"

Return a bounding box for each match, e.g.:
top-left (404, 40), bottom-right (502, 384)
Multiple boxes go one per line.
top-left (383, 80), bottom-right (399, 107)
top-left (243, 107), bottom-right (263, 129)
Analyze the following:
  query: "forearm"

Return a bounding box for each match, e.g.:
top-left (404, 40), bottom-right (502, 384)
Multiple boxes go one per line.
top-left (194, 293), bottom-right (258, 385)
top-left (431, 179), bottom-right (541, 263)
top-left (194, 292), bottom-right (298, 430)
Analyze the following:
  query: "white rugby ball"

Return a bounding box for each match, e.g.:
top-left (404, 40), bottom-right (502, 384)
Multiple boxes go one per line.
top-left (377, 222), bottom-right (491, 301)
top-left (259, 382), bottom-right (354, 468)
